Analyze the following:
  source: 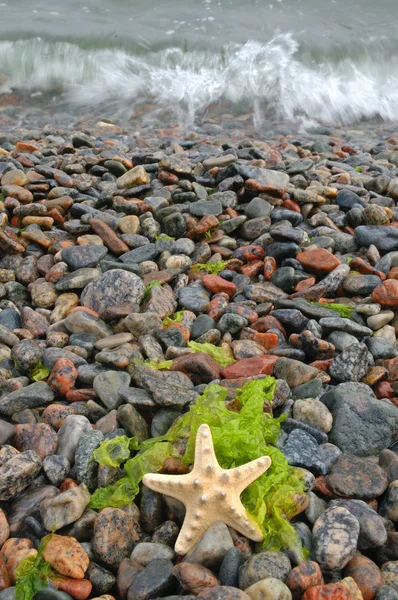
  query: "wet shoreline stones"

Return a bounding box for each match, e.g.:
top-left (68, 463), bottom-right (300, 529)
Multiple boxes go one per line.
top-left (2, 119), bottom-right (398, 599)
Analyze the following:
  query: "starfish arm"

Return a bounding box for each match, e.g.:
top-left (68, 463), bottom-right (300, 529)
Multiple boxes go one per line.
top-left (227, 456), bottom-right (272, 493)
top-left (223, 503), bottom-right (265, 542)
top-left (193, 423), bottom-right (218, 467)
top-left (174, 506), bottom-right (210, 555)
top-left (142, 472), bottom-right (189, 504)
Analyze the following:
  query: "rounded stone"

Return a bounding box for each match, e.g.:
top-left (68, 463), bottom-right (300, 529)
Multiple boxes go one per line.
top-left (245, 578), bottom-right (292, 600)
top-left (313, 506), bottom-right (360, 571)
top-left (81, 269), bottom-right (145, 314)
top-left (343, 555), bottom-right (383, 600)
top-left (239, 552), bottom-right (291, 590)
top-left (293, 399), bottom-right (333, 433)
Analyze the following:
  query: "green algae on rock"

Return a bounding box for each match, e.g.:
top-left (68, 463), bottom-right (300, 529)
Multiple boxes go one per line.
top-left (191, 260), bottom-right (231, 274)
top-left (187, 341), bottom-right (236, 367)
top-left (15, 535), bottom-right (54, 600)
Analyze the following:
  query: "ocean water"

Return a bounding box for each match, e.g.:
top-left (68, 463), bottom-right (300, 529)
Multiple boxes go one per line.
top-left (1, 0), bottom-right (398, 127)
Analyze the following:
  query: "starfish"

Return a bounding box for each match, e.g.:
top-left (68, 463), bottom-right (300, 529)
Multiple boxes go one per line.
top-left (142, 423), bottom-right (272, 555)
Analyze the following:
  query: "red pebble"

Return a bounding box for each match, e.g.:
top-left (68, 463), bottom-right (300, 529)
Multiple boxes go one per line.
top-left (208, 293), bottom-right (229, 321)
top-left (221, 355), bottom-right (277, 379)
top-left (311, 359), bottom-right (333, 372)
top-left (59, 478), bottom-right (79, 492)
top-left (202, 274), bottom-right (236, 297)
top-left (283, 199), bottom-right (301, 213)
top-left (263, 256), bottom-right (277, 281)
top-left (240, 260), bottom-right (263, 278)
top-left (295, 278), bottom-right (316, 292)
top-left (251, 315), bottom-right (286, 336)
top-left (303, 584), bottom-right (351, 600)
top-left (233, 244), bottom-right (265, 262)
top-left (374, 381), bottom-right (395, 399)
top-left (65, 388), bottom-right (98, 402)
top-left (48, 357), bottom-right (78, 397)
top-left (286, 561), bottom-right (324, 599)
top-left (343, 555), bottom-right (383, 600)
top-left (248, 332), bottom-right (279, 351)
top-left (52, 577), bottom-right (92, 600)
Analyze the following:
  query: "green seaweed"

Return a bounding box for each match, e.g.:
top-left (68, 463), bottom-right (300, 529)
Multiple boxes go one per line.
top-left (132, 358), bottom-right (174, 371)
top-left (236, 378), bottom-right (276, 405)
top-left (204, 226), bottom-right (218, 239)
top-left (144, 359), bottom-right (173, 370)
top-left (89, 441), bottom-right (177, 509)
top-left (162, 310), bottom-right (185, 327)
top-left (191, 260), bottom-right (230, 274)
top-left (15, 535), bottom-right (54, 600)
top-left (187, 341), bottom-right (235, 367)
top-left (143, 279), bottom-right (162, 300)
top-left (30, 360), bottom-right (50, 382)
top-left (311, 301), bottom-right (354, 319)
top-left (154, 234), bottom-right (175, 241)
top-left (89, 379), bottom-right (306, 553)
top-left (92, 435), bottom-right (133, 467)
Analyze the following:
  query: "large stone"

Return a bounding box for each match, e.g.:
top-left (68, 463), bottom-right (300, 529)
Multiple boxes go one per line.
top-left (325, 454), bottom-right (388, 499)
top-left (62, 245), bottom-right (108, 270)
top-left (128, 559), bottom-right (174, 600)
top-left (171, 352), bottom-right (221, 385)
top-left (57, 415), bottom-right (93, 464)
top-left (129, 361), bottom-right (199, 408)
top-left (320, 382), bottom-right (398, 455)
top-left (131, 542), bottom-right (175, 566)
top-left (42, 534), bottom-right (90, 579)
top-left (0, 381), bottom-right (54, 416)
top-left (13, 423), bottom-right (58, 460)
top-left (41, 485), bottom-right (91, 531)
top-left (330, 499), bottom-right (387, 549)
top-left (245, 169), bottom-right (289, 198)
top-left (64, 311), bottom-right (112, 338)
top-left (173, 562), bottom-right (219, 595)
top-left (183, 522), bottom-right (234, 568)
top-left (93, 508), bottom-right (139, 567)
top-left (178, 286), bottom-right (210, 313)
top-left (355, 226), bottom-right (398, 252)
top-left (245, 578), bottom-right (292, 600)
top-left (93, 370), bottom-right (131, 409)
top-left (0, 450), bottom-right (42, 501)
top-left (372, 280), bottom-right (398, 309)
top-left (81, 269), bottom-right (145, 314)
top-left (273, 358), bottom-right (320, 389)
top-left (296, 249), bottom-right (341, 275)
top-left (285, 561), bottom-right (324, 600)
top-left (117, 165), bottom-right (150, 188)
top-left (328, 343), bottom-right (371, 383)
top-left (313, 506), bottom-right (360, 571)
top-left (282, 430), bottom-right (326, 475)
top-left (239, 552), bottom-right (291, 590)
top-left (343, 555), bottom-right (383, 600)
top-left (220, 356), bottom-right (277, 380)
top-left (303, 583), bottom-right (351, 600)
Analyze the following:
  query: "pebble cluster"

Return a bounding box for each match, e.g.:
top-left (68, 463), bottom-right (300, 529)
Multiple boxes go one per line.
top-left (1, 122), bottom-right (398, 600)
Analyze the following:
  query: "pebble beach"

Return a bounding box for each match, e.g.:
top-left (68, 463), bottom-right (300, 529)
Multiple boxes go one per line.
top-left (1, 95), bottom-right (398, 600)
